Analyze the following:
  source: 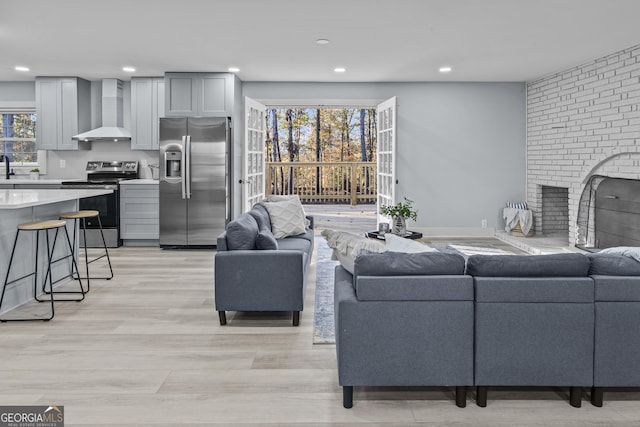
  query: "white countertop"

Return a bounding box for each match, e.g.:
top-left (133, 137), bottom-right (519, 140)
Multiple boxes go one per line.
top-left (0, 178), bottom-right (82, 184)
top-left (0, 189), bottom-right (113, 209)
top-left (119, 179), bottom-right (159, 185)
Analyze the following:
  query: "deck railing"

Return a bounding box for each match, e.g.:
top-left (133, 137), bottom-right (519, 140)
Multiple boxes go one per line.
top-left (266, 161), bottom-right (377, 205)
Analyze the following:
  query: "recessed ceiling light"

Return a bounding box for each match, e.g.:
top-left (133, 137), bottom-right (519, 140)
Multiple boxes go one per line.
top-left (439, 66), bottom-right (453, 73)
top-left (228, 67), bottom-right (240, 73)
top-left (15, 66), bottom-right (29, 72)
top-left (334, 67), bottom-right (346, 73)
top-left (316, 38), bottom-right (330, 45)
top-left (123, 66), bottom-right (136, 72)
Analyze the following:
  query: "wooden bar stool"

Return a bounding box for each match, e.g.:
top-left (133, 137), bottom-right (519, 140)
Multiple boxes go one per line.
top-left (0, 219), bottom-right (85, 322)
top-left (59, 210), bottom-right (113, 293)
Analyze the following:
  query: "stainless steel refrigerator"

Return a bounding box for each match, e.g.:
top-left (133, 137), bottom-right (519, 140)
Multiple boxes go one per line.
top-left (159, 117), bottom-right (229, 247)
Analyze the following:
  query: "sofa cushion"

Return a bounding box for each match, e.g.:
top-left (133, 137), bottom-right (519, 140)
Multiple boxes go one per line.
top-left (354, 251), bottom-right (466, 277)
top-left (466, 253), bottom-right (590, 277)
top-left (277, 236), bottom-right (312, 253)
top-left (256, 229), bottom-right (278, 250)
top-left (248, 203), bottom-right (272, 231)
top-left (262, 196), bottom-right (307, 239)
top-left (321, 229), bottom-right (386, 274)
top-left (588, 253), bottom-right (640, 276)
top-left (225, 213), bottom-right (259, 250)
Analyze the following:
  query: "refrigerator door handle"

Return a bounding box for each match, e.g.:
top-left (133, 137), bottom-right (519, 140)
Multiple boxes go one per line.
top-left (185, 135), bottom-right (192, 199)
top-left (181, 135), bottom-right (187, 200)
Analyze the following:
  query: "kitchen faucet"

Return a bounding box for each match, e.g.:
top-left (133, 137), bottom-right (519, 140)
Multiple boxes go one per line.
top-left (0, 154), bottom-right (9, 180)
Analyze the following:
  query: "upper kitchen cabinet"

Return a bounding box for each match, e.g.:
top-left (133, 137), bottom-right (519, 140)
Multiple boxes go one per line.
top-left (164, 73), bottom-right (234, 117)
top-left (130, 77), bottom-right (165, 150)
top-left (35, 77), bottom-right (91, 150)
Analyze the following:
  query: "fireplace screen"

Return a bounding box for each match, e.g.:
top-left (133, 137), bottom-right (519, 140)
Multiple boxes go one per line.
top-left (576, 175), bottom-right (640, 249)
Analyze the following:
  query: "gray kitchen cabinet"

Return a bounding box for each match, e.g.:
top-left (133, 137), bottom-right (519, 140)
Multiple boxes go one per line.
top-left (164, 73), bottom-right (234, 117)
top-left (120, 184), bottom-right (159, 244)
top-left (35, 77), bottom-right (91, 150)
top-left (130, 77), bottom-right (165, 150)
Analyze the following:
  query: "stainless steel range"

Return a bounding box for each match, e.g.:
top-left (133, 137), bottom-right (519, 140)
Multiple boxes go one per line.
top-left (62, 161), bottom-right (139, 247)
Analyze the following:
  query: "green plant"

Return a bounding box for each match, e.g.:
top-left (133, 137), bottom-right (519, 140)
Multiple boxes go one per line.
top-left (30, 168), bottom-right (40, 173)
top-left (380, 197), bottom-right (418, 221)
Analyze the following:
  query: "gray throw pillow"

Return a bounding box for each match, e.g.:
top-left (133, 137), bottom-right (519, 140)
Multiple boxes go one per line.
top-left (465, 253), bottom-right (590, 277)
top-left (248, 203), bottom-right (272, 231)
top-left (588, 253), bottom-right (640, 276)
top-left (225, 213), bottom-right (259, 250)
top-left (256, 229), bottom-right (278, 250)
top-left (354, 251), bottom-right (465, 277)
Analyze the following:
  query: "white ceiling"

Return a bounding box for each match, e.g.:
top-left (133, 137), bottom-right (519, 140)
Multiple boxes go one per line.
top-left (2, 0), bottom-right (640, 83)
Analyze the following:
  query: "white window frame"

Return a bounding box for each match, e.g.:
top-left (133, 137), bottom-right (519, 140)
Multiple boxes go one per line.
top-left (0, 104), bottom-right (47, 175)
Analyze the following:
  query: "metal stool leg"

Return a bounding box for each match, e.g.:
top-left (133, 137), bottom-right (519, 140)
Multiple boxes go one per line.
top-left (42, 226), bottom-right (85, 302)
top-left (1, 228), bottom-right (55, 322)
top-left (96, 215), bottom-right (114, 280)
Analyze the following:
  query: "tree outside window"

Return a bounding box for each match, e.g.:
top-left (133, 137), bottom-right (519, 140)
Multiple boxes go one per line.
top-left (1, 113), bottom-right (37, 165)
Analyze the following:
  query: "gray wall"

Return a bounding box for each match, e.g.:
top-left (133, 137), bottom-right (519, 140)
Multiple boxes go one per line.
top-left (243, 82), bottom-right (526, 228)
top-left (0, 82), bottom-right (35, 102)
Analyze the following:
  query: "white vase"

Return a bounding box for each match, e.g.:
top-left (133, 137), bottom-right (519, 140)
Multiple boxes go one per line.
top-left (392, 216), bottom-right (406, 235)
top-left (30, 172), bottom-right (39, 180)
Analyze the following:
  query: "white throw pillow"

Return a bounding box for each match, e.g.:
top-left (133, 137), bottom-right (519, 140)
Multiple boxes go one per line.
top-left (321, 229), bottom-right (386, 274)
top-left (599, 246), bottom-right (640, 263)
top-left (262, 197), bottom-right (307, 239)
top-left (384, 233), bottom-right (439, 253)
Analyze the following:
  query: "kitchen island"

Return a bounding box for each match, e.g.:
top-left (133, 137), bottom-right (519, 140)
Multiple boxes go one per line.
top-left (0, 189), bottom-right (112, 315)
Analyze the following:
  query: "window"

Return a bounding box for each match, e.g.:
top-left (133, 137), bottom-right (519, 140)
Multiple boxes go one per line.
top-left (0, 112), bottom-right (45, 171)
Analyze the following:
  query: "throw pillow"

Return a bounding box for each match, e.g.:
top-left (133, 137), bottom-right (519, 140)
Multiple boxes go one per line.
top-left (598, 246), bottom-right (640, 263)
top-left (321, 229), bottom-right (386, 274)
top-left (248, 203), bottom-right (272, 231)
top-left (225, 213), bottom-right (259, 250)
top-left (262, 197), bottom-right (307, 239)
top-left (256, 229), bottom-right (278, 250)
top-left (384, 233), bottom-right (438, 253)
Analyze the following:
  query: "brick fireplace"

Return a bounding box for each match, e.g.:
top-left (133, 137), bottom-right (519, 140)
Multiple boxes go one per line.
top-left (527, 43), bottom-right (640, 245)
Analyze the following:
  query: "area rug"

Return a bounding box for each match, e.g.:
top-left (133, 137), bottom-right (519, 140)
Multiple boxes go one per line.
top-left (428, 242), bottom-right (512, 257)
top-left (313, 235), bottom-right (338, 344)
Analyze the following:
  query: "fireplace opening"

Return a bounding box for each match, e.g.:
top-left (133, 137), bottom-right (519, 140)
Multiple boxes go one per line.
top-left (541, 186), bottom-right (569, 237)
top-left (576, 175), bottom-right (640, 249)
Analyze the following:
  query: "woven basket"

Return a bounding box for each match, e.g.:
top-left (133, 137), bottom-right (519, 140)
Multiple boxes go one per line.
top-left (510, 222), bottom-right (534, 237)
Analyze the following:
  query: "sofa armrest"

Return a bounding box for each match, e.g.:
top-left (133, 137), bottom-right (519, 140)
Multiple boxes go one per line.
top-left (214, 250), bottom-right (307, 311)
top-left (305, 215), bottom-right (314, 229)
top-left (216, 231), bottom-right (229, 251)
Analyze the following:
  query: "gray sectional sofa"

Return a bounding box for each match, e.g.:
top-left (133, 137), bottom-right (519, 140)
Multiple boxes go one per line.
top-left (334, 250), bottom-right (640, 408)
top-left (214, 203), bottom-right (314, 326)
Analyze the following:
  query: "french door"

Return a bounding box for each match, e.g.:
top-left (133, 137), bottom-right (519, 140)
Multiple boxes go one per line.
top-left (376, 97), bottom-right (397, 225)
top-left (243, 97), bottom-right (266, 212)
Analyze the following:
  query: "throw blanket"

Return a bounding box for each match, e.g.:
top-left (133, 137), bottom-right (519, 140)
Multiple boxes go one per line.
top-left (503, 207), bottom-right (533, 235)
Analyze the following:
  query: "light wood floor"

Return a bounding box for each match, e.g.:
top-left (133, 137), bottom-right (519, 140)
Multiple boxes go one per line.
top-left (1, 246), bottom-right (640, 426)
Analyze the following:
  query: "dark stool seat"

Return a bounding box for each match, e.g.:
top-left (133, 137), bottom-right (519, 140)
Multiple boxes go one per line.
top-left (59, 210), bottom-right (113, 292)
top-left (0, 218), bottom-right (85, 322)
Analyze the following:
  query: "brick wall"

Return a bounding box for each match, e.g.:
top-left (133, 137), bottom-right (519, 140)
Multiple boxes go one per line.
top-left (527, 44), bottom-right (640, 243)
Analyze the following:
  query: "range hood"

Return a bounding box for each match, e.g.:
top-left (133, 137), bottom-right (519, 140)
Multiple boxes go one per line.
top-left (73, 79), bottom-right (131, 141)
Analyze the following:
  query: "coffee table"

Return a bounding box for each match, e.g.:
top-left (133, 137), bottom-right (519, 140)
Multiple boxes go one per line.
top-left (367, 230), bottom-right (423, 240)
